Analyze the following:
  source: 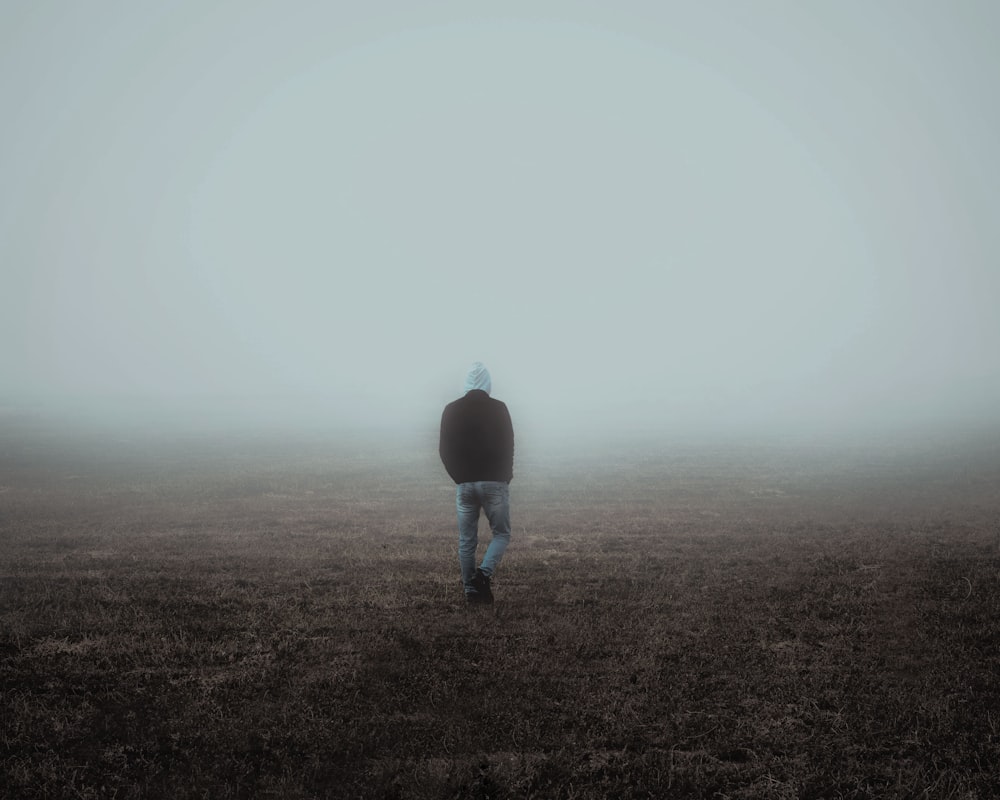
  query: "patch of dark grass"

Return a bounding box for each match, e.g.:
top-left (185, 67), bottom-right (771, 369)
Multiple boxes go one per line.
top-left (2, 428), bottom-right (1000, 797)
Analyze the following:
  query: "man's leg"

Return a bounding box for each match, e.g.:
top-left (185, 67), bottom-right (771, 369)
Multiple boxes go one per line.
top-left (456, 483), bottom-right (481, 595)
top-left (479, 481), bottom-right (511, 578)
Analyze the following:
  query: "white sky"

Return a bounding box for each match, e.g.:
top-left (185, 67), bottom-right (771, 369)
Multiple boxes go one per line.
top-left (2, 1), bottom-right (998, 437)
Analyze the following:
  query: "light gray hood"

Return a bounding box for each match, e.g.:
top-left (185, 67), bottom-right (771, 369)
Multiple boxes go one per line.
top-left (463, 362), bottom-right (492, 395)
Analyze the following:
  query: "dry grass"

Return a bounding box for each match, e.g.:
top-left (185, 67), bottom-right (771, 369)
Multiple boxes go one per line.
top-left (2, 422), bottom-right (999, 798)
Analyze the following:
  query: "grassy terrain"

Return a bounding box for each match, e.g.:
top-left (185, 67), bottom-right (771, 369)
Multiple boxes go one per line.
top-left (2, 419), bottom-right (999, 798)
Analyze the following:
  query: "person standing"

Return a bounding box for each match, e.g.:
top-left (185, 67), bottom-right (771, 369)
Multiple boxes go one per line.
top-left (439, 362), bottom-right (514, 605)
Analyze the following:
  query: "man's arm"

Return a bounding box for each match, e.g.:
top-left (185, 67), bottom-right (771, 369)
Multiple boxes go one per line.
top-left (501, 403), bottom-right (514, 483)
top-left (439, 406), bottom-right (459, 483)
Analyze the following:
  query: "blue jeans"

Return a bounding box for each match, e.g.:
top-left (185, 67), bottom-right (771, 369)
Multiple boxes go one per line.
top-left (456, 481), bottom-right (511, 593)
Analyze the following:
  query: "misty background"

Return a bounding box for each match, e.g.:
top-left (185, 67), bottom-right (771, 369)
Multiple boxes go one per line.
top-left (2, 1), bottom-right (998, 443)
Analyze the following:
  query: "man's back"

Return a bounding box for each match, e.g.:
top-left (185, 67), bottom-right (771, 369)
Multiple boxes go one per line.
top-left (439, 389), bottom-right (514, 485)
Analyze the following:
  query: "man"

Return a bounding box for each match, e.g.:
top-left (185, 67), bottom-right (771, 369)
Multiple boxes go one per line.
top-left (439, 362), bottom-right (514, 605)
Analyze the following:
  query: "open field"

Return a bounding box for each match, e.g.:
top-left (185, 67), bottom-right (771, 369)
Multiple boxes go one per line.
top-left (2, 418), bottom-right (999, 798)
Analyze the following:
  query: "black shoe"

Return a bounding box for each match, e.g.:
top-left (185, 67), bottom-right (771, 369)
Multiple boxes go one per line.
top-left (471, 568), bottom-right (493, 605)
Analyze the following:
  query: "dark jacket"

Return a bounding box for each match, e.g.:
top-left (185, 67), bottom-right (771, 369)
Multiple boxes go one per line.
top-left (439, 390), bottom-right (514, 484)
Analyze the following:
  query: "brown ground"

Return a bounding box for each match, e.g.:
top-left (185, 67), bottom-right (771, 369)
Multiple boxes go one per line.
top-left (2, 419), bottom-right (999, 798)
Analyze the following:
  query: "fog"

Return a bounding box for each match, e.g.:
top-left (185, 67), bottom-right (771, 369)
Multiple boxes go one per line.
top-left (3, 2), bottom-right (999, 442)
